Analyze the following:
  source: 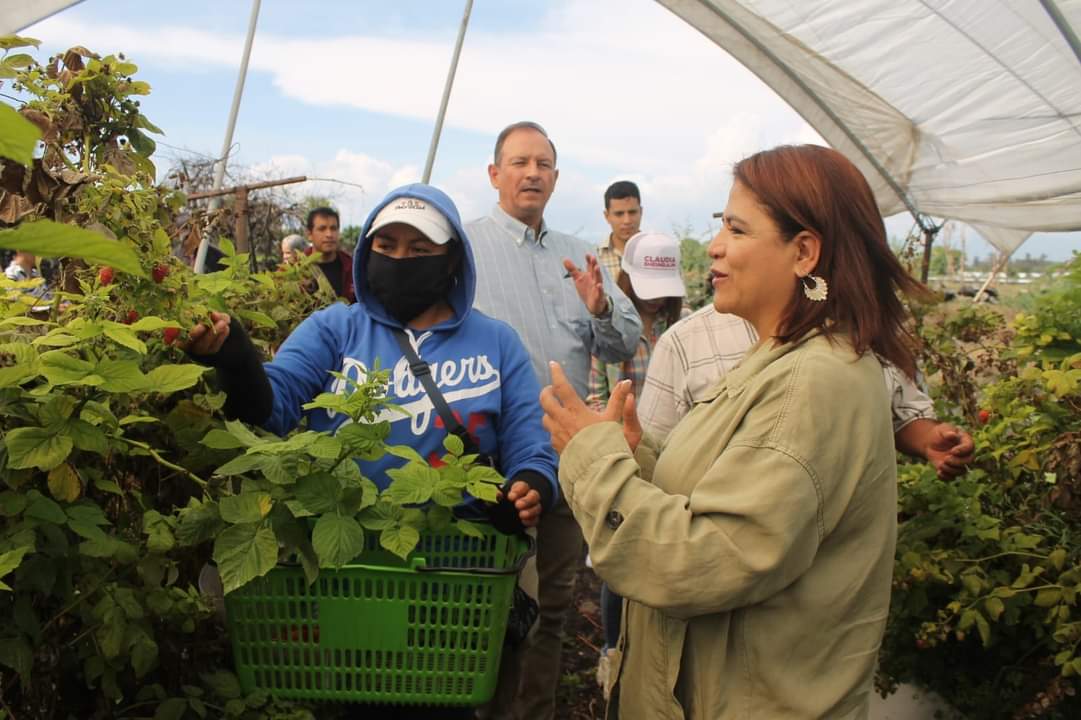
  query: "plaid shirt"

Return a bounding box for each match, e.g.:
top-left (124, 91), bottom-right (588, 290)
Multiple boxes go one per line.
top-left (596, 235), bottom-right (622, 284)
top-left (586, 316), bottom-right (670, 411)
top-left (638, 305), bottom-right (935, 441)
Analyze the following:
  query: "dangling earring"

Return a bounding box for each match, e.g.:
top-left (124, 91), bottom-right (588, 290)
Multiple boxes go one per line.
top-left (802, 275), bottom-right (828, 302)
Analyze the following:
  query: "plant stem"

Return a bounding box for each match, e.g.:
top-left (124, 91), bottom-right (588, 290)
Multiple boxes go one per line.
top-left (41, 566), bottom-right (118, 635)
top-left (114, 436), bottom-right (207, 488)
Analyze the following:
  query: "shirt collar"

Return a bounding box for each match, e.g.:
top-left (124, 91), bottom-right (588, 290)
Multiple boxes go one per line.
top-left (600, 233), bottom-right (623, 256)
top-left (490, 204), bottom-right (548, 247)
top-left (722, 327), bottom-right (824, 399)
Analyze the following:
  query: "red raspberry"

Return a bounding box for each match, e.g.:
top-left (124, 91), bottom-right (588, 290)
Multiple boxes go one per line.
top-left (152, 264), bottom-right (169, 283)
top-left (98, 266), bottom-right (114, 285)
top-left (123, 310), bottom-right (138, 325)
top-left (978, 409), bottom-right (991, 425)
top-left (162, 327), bottom-right (181, 345)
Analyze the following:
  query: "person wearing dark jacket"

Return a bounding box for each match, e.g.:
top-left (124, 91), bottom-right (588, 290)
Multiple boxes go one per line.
top-left (303, 206), bottom-right (356, 303)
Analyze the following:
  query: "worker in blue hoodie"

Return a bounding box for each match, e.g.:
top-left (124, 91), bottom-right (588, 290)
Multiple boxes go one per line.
top-left (184, 183), bottom-right (558, 536)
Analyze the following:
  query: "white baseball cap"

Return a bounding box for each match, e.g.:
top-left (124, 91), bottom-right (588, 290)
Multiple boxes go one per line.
top-left (366, 196), bottom-right (457, 245)
top-left (620, 231), bottom-right (686, 300)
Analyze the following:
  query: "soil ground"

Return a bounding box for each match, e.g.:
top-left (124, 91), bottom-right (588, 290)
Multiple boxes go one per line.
top-left (554, 565), bottom-right (607, 720)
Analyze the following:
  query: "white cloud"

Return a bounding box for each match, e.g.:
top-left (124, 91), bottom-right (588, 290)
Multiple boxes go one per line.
top-left (27, 1), bottom-right (820, 240)
top-left (30, 1), bottom-right (807, 172)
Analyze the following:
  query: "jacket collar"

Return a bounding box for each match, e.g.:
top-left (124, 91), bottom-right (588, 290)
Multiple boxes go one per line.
top-left (490, 204), bottom-right (548, 247)
top-left (702, 327), bottom-right (825, 401)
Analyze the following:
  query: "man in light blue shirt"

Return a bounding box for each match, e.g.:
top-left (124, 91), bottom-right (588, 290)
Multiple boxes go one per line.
top-left (466, 121), bottom-right (640, 719)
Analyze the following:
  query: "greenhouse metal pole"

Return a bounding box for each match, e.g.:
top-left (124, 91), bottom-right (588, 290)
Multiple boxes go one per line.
top-left (194, 0), bottom-right (262, 274)
top-left (422, 0), bottom-right (473, 184)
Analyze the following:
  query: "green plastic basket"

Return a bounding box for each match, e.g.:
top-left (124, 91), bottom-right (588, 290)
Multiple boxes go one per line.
top-left (224, 524), bottom-right (531, 707)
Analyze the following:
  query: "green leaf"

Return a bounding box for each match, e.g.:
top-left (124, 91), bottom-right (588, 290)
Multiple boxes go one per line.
top-left (143, 510), bottom-right (176, 554)
top-left (0, 102), bottom-right (41, 165)
top-left (455, 518), bottom-right (485, 539)
top-left (128, 316), bottom-right (175, 332)
top-left (974, 611), bottom-right (992, 647)
top-left (312, 513), bottom-right (365, 568)
top-left (984, 596), bottom-right (1005, 621)
top-left (224, 420), bottom-right (266, 447)
top-left (212, 452), bottom-right (265, 477)
top-left (219, 493), bottom-right (272, 524)
top-left (103, 324), bottom-right (147, 354)
top-left (380, 524), bottom-right (421, 560)
top-left (1049, 548), bottom-right (1067, 571)
top-left (200, 429), bottom-right (246, 450)
top-left (39, 351), bottom-right (94, 385)
top-left (1035, 588), bottom-right (1063, 607)
top-left (66, 503), bottom-right (108, 525)
top-left (5, 427), bottom-right (73, 470)
top-left (236, 309), bottom-right (277, 329)
top-left (308, 434), bottom-right (342, 460)
top-left (0, 220), bottom-right (144, 277)
top-left (0, 546), bottom-right (31, 591)
top-left (358, 501), bottom-right (402, 531)
top-left (131, 638), bottom-right (158, 678)
top-left (339, 476), bottom-right (379, 514)
top-left (118, 414), bottom-right (158, 426)
top-left (154, 697), bottom-right (188, 720)
top-left (0, 636), bottom-right (32, 682)
top-left (0, 491), bottom-right (28, 517)
top-left (427, 505), bottom-right (453, 532)
top-left (144, 364), bottom-right (207, 394)
top-left (295, 472), bottom-right (341, 515)
top-left (0, 35), bottom-right (40, 50)
top-left (385, 444), bottom-right (426, 465)
top-left (213, 523), bottom-right (278, 594)
top-left (67, 419), bottom-right (108, 455)
top-left (384, 463), bottom-right (437, 505)
top-left (443, 433), bottom-right (465, 456)
top-left (175, 500), bottom-right (224, 546)
top-left (47, 463), bottom-right (81, 502)
top-left (201, 669), bottom-right (243, 699)
top-left (95, 358), bottom-right (148, 393)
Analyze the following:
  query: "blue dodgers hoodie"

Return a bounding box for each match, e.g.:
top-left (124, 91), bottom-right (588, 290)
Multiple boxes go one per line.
top-left (262, 183), bottom-right (558, 500)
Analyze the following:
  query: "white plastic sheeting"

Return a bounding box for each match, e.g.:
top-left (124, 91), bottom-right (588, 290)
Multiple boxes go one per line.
top-left (657, 0), bottom-right (1081, 254)
top-left (1, 1), bottom-right (81, 36)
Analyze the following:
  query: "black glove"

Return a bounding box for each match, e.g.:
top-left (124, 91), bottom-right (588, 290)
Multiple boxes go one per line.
top-left (187, 317), bottom-right (273, 426)
top-left (485, 470), bottom-right (554, 535)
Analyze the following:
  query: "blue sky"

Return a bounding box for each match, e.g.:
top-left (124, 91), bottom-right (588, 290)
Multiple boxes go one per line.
top-left (19, 0), bottom-right (1081, 262)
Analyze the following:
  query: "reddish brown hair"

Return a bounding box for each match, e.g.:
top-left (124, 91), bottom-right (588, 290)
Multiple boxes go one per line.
top-left (732, 144), bottom-right (928, 377)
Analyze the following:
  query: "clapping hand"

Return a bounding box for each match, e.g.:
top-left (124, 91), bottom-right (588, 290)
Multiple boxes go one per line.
top-left (540, 362), bottom-right (642, 454)
top-left (562, 254), bottom-right (607, 316)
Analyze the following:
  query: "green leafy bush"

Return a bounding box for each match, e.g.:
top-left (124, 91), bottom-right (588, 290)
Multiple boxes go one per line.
top-left (0, 38), bottom-right (505, 719)
top-left (879, 256), bottom-right (1081, 718)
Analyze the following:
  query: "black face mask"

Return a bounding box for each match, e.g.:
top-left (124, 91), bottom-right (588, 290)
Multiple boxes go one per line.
top-left (365, 250), bottom-right (455, 325)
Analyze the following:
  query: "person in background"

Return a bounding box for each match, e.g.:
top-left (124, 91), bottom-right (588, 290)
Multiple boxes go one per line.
top-left (4, 250), bottom-right (52, 303)
top-left (465, 121), bottom-right (640, 720)
top-left (541, 144), bottom-right (931, 718)
top-left (638, 301), bottom-right (975, 480)
top-left (584, 230), bottom-right (685, 698)
top-left (303, 206), bottom-right (355, 303)
top-left (279, 233), bottom-right (308, 264)
top-left (596, 181), bottom-right (643, 282)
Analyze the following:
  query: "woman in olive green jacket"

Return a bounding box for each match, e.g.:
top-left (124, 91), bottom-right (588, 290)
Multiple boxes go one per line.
top-left (541, 145), bottom-right (927, 719)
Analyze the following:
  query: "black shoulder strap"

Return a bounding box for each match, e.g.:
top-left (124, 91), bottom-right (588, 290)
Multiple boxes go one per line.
top-left (392, 328), bottom-right (480, 456)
